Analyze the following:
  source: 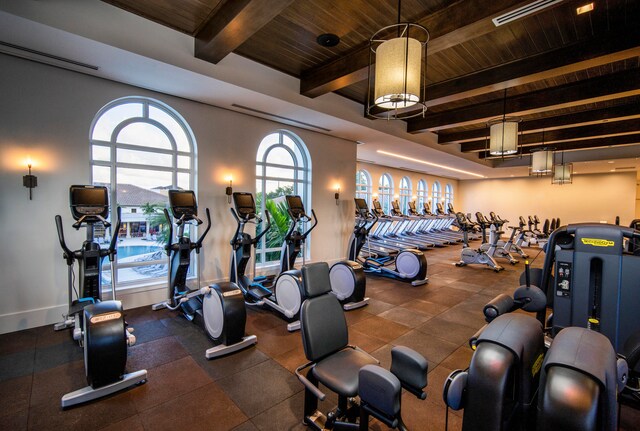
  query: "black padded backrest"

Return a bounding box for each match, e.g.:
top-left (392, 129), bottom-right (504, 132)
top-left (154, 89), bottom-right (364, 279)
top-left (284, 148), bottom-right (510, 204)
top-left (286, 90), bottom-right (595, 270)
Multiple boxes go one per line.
top-left (300, 263), bottom-right (349, 361)
top-left (301, 262), bottom-right (332, 298)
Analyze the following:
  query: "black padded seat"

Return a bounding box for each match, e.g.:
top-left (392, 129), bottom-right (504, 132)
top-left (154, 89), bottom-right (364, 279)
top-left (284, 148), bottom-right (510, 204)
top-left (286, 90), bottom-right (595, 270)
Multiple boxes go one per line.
top-left (312, 348), bottom-right (378, 397)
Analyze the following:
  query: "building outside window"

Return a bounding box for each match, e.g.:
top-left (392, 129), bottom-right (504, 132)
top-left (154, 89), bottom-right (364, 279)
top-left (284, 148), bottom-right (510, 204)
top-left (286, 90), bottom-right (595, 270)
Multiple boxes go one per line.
top-left (90, 96), bottom-right (195, 290)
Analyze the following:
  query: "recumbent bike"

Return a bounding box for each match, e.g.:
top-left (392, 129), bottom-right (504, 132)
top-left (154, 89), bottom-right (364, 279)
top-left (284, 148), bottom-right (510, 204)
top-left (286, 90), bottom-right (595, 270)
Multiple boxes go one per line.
top-left (55, 185), bottom-right (147, 408)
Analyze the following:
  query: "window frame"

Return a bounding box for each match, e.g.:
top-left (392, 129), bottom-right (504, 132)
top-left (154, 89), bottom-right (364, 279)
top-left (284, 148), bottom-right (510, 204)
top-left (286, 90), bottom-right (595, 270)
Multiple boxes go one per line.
top-left (445, 184), bottom-right (454, 213)
top-left (431, 181), bottom-right (442, 211)
top-left (89, 96), bottom-right (196, 291)
top-left (255, 130), bottom-right (311, 266)
top-left (417, 179), bottom-right (428, 210)
top-left (399, 176), bottom-right (412, 214)
top-left (356, 169), bottom-right (372, 207)
top-left (378, 173), bottom-right (394, 214)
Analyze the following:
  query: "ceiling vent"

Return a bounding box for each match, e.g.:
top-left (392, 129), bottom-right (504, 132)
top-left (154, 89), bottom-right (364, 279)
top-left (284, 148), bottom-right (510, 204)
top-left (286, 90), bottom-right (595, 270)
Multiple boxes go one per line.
top-left (0, 41), bottom-right (99, 71)
top-left (492, 0), bottom-right (563, 26)
top-left (614, 166), bottom-right (636, 171)
top-left (231, 104), bottom-right (331, 132)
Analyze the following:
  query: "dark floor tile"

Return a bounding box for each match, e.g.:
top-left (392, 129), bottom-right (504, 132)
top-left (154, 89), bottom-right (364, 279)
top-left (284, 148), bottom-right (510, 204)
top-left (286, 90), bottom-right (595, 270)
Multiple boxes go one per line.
top-left (30, 359), bottom-right (86, 407)
top-left (620, 403), bottom-right (640, 431)
top-left (349, 329), bottom-right (387, 353)
top-left (440, 346), bottom-right (474, 371)
top-left (28, 388), bottom-right (137, 431)
top-left (350, 315), bottom-right (412, 343)
top-left (416, 317), bottom-right (480, 346)
top-left (139, 383), bottom-right (247, 431)
top-left (216, 359), bottom-right (301, 417)
top-left (34, 325), bottom-right (73, 349)
top-left (400, 299), bottom-right (449, 317)
top-left (344, 307), bottom-right (373, 326)
top-left (272, 343), bottom-right (307, 374)
top-left (437, 306), bottom-right (486, 330)
top-left (244, 308), bottom-right (288, 334)
top-left (128, 318), bottom-right (172, 345)
top-left (2, 407), bottom-right (28, 431)
top-left (192, 344), bottom-right (269, 381)
top-left (98, 414), bottom-right (144, 431)
top-left (0, 349), bottom-right (34, 382)
top-left (254, 324), bottom-right (302, 358)
top-left (392, 330), bottom-right (460, 368)
top-left (249, 390), bottom-right (307, 431)
top-left (361, 298), bottom-right (395, 315)
top-left (401, 389), bottom-right (463, 431)
top-left (126, 336), bottom-right (188, 371)
top-left (424, 365), bottom-right (457, 408)
top-left (232, 421), bottom-right (259, 431)
top-left (33, 339), bottom-right (83, 373)
top-left (378, 306), bottom-right (434, 328)
top-left (124, 305), bottom-right (172, 326)
top-left (129, 355), bottom-right (212, 412)
top-left (0, 328), bottom-right (37, 355)
top-left (0, 374), bottom-right (31, 417)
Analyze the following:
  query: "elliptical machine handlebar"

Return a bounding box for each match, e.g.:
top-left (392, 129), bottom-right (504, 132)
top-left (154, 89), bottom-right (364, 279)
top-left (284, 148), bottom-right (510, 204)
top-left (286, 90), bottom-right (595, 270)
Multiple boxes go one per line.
top-left (55, 215), bottom-right (75, 266)
top-left (106, 206), bottom-right (122, 262)
top-left (253, 210), bottom-right (271, 246)
top-left (194, 208), bottom-right (211, 251)
top-left (287, 208), bottom-right (318, 240)
top-left (163, 208), bottom-right (174, 255)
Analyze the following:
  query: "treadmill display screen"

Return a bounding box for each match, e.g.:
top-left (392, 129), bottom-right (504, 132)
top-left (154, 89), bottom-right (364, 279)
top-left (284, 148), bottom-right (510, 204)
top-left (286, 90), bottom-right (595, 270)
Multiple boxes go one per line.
top-left (169, 190), bottom-right (197, 218)
top-left (234, 193), bottom-right (256, 217)
top-left (286, 195), bottom-right (304, 211)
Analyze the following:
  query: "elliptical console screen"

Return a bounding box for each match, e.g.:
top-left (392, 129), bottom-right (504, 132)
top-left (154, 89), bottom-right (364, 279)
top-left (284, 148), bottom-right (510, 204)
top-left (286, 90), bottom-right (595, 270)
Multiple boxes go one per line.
top-left (234, 192), bottom-right (256, 217)
top-left (169, 190), bottom-right (197, 218)
top-left (286, 195), bottom-right (305, 217)
top-left (70, 185), bottom-right (109, 219)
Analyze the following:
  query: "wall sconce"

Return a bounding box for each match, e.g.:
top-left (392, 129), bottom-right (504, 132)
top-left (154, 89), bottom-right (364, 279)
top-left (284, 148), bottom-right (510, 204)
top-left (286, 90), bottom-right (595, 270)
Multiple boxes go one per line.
top-left (23, 163), bottom-right (37, 200)
top-left (225, 176), bottom-right (233, 204)
top-left (412, 195), bottom-right (417, 201)
top-left (334, 185), bottom-right (340, 206)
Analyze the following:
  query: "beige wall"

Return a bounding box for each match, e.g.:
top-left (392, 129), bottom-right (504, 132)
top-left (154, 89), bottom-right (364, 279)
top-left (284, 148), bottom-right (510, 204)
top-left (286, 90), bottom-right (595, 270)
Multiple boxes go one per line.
top-left (636, 171), bottom-right (640, 220)
top-left (356, 162), bottom-right (459, 211)
top-left (458, 172), bottom-right (637, 229)
top-left (0, 54), bottom-right (357, 333)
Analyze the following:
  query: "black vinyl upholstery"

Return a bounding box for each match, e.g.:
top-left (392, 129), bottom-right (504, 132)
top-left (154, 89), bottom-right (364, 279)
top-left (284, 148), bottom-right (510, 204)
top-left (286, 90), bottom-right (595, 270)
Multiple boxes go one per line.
top-left (313, 348), bottom-right (377, 396)
top-left (301, 262), bottom-right (332, 298)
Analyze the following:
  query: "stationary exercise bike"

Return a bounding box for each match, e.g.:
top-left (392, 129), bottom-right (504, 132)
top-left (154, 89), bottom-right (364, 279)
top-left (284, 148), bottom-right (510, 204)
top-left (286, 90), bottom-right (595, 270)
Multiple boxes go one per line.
top-left (476, 212), bottom-right (518, 265)
top-left (454, 212), bottom-right (503, 272)
top-left (229, 192), bottom-right (308, 331)
top-left (348, 198), bottom-right (428, 286)
top-left (55, 185), bottom-right (146, 408)
top-left (152, 190), bottom-right (257, 358)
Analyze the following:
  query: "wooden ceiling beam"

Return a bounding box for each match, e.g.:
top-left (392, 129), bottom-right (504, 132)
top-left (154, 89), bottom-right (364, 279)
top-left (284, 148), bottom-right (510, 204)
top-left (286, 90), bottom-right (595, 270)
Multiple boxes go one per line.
top-left (461, 119), bottom-right (640, 152)
top-left (195, 0), bottom-right (295, 64)
top-left (426, 27), bottom-right (640, 107)
top-left (408, 68), bottom-right (640, 133)
top-left (300, 0), bottom-right (545, 98)
top-left (478, 133), bottom-right (640, 158)
top-left (438, 102), bottom-right (640, 144)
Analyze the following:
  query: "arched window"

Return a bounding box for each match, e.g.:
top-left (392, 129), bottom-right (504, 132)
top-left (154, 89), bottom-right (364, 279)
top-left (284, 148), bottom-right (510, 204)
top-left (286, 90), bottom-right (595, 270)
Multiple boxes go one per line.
top-left (256, 130), bottom-right (310, 265)
top-left (431, 181), bottom-right (442, 212)
top-left (356, 169), bottom-right (372, 206)
top-left (90, 96), bottom-right (196, 289)
top-left (416, 179), bottom-right (427, 210)
top-left (445, 184), bottom-right (454, 213)
top-left (399, 176), bottom-right (412, 214)
top-left (378, 173), bottom-right (394, 214)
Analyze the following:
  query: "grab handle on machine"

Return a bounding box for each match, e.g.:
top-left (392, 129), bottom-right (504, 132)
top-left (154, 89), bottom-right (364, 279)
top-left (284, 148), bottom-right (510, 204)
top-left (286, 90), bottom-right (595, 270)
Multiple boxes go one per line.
top-left (295, 363), bottom-right (326, 401)
top-left (195, 208), bottom-right (211, 250)
top-left (164, 208), bottom-right (173, 255)
top-left (525, 261), bottom-right (530, 287)
top-left (302, 209), bottom-right (318, 239)
top-left (253, 210), bottom-right (271, 245)
top-left (55, 215), bottom-right (74, 266)
top-left (106, 207), bottom-right (122, 262)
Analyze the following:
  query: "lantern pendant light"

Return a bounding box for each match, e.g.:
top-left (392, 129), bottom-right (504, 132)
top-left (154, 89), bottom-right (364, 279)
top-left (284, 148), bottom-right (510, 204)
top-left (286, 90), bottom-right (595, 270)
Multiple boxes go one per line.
top-left (366, 0), bottom-right (429, 120)
top-left (529, 130), bottom-right (554, 176)
top-left (552, 146), bottom-right (573, 185)
top-left (488, 89), bottom-right (520, 156)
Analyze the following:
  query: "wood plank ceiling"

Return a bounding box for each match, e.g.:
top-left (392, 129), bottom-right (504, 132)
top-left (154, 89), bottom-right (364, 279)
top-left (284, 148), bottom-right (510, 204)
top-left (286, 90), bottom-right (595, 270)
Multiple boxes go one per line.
top-left (102, 0), bottom-right (640, 165)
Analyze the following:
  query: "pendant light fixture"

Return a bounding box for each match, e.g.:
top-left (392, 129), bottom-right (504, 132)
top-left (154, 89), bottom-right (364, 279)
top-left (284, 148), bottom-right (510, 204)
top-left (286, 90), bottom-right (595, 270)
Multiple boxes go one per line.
top-left (529, 130), bottom-right (554, 175)
top-left (552, 146), bottom-right (573, 185)
top-left (487, 89), bottom-right (520, 156)
top-left (366, 0), bottom-right (429, 120)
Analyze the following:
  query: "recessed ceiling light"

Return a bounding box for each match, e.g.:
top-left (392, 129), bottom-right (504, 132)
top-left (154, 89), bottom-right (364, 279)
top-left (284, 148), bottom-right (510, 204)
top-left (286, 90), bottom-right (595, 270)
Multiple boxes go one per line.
top-left (316, 33), bottom-right (340, 47)
top-left (607, 161), bottom-right (615, 164)
top-left (610, 169), bottom-right (615, 172)
top-left (377, 150), bottom-right (486, 178)
top-left (576, 3), bottom-right (594, 14)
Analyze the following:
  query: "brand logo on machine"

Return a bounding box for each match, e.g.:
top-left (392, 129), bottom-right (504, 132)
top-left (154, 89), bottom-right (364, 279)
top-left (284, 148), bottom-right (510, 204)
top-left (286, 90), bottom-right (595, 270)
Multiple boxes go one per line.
top-left (531, 353), bottom-right (544, 377)
top-left (223, 290), bottom-right (242, 297)
top-left (581, 238), bottom-right (615, 247)
top-left (90, 312), bottom-right (121, 324)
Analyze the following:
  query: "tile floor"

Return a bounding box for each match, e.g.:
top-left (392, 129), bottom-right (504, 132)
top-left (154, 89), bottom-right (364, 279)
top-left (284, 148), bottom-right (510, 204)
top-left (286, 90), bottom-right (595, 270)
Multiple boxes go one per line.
top-left (1, 244), bottom-right (638, 430)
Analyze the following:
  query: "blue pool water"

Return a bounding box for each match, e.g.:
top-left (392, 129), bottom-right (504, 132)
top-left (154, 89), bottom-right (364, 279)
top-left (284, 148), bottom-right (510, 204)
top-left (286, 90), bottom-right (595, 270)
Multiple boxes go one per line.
top-left (117, 245), bottom-right (162, 259)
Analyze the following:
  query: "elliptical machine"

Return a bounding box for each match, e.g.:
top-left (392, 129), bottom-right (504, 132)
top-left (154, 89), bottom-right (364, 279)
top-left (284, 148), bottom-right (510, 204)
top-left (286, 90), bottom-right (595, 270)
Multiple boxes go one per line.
top-left (55, 185), bottom-right (146, 408)
top-left (476, 212), bottom-right (518, 265)
top-left (455, 212), bottom-right (503, 272)
top-left (229, 192), bottom-right (308, 331)
top-left (152, 190), bottom-right (257, 358)
top-left (348, 198), bottom-right (428, 286)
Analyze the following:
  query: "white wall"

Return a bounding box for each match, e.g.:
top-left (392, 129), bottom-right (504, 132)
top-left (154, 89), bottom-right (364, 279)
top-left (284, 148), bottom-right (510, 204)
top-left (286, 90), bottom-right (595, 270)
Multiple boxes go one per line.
top-left (0, 54), bottom-right (356, 333)
top-left (458, 172), bottom-right (637, 229)
top-left (356, 162), bottom-right (459, 210)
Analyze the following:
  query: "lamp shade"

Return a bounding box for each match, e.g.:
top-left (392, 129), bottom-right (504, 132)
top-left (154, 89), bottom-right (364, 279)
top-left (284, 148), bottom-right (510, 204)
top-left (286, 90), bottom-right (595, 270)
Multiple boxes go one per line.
top-left (553, 163), bottom-right (573, 184)
top-left (374, 37), bottom-right (422, 109)
top-left (531, 149), bottom-right (554, 173)
top-left (489, 118), bottom-right (519, 155)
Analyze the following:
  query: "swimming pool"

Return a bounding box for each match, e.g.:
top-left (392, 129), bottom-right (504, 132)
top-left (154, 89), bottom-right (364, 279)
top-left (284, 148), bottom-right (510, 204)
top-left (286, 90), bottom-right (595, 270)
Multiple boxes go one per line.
top-left (117, 245), bottom-right (163, 259)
